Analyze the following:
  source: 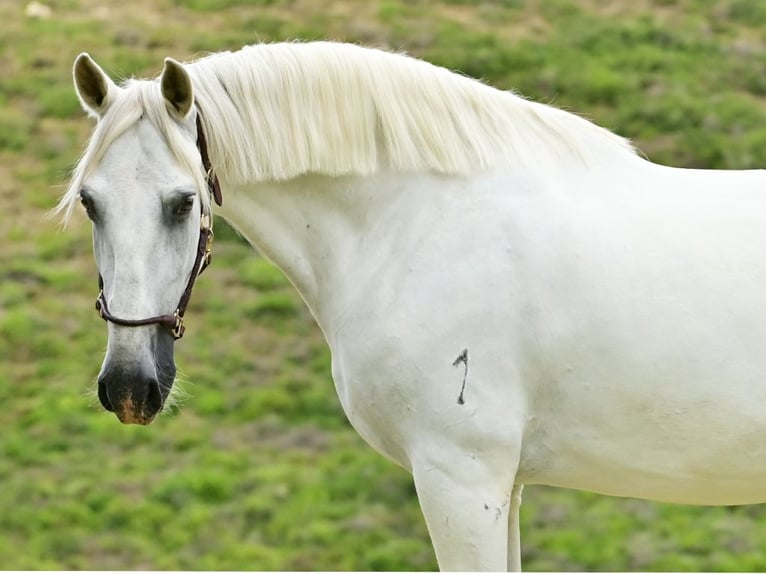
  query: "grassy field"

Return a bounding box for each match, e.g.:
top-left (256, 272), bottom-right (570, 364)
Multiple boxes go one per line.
top-left (4, 0), bottom-right (766, 569)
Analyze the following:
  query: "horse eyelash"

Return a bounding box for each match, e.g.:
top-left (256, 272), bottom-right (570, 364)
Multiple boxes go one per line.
top-left (174, 195), bottom-right (195, 217)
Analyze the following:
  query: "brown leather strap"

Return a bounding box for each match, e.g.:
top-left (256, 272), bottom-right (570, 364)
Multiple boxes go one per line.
top-left (176, 224), bottom-right (213, 319)
top-left (196, 113), bottom-right (222, 207)
top-left (96, 287), bottom-right (183, 335)
top-left (95, 225), bottom-right (212, 339)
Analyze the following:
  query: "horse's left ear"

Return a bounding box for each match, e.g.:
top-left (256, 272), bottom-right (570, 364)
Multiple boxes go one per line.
top-left (161, 57), bottom-right (194, 119)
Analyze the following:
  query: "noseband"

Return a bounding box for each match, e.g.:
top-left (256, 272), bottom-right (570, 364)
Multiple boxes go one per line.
top-left (95, 113), bottom-right (223, 340)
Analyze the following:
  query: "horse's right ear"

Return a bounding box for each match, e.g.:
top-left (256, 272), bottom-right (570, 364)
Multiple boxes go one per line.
top-left (73, 53), bottom-right (119, 118)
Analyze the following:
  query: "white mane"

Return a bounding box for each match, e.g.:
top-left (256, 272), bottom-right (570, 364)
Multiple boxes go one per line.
top-left (59, 41), bottom-right (636, 219)
top-left (189, 41), bottom-right (636, 183)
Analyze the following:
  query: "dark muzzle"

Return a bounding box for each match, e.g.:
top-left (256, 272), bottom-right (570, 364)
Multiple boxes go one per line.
top-left (98, 366), bottom-right (164, 425)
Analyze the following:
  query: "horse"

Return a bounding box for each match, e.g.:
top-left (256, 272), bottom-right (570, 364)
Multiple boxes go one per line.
top-left (57, 41), bottom-right (766, 571)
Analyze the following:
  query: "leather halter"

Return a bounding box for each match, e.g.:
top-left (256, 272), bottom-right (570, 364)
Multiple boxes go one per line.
top-left (95, 113), bottom-right (222, 340)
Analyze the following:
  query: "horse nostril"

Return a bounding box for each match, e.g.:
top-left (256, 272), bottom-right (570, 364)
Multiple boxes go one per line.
top-left (98, 381), bottom-right (114, 412)
top-left (145, 379), bottom-right (163, 414)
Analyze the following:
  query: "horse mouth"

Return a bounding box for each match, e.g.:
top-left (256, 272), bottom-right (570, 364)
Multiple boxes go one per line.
top-left (97, 375), bottom-right (170, 425)
top-left (115, 397), bottom-right (158, 425)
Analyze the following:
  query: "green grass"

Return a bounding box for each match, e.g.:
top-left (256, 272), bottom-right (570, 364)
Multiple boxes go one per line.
top-left (5, 0), bottom-right (766, 570)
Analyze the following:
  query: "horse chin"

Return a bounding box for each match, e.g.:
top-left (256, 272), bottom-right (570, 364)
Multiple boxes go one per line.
top-left (116, 397), bottom-right (159, 426)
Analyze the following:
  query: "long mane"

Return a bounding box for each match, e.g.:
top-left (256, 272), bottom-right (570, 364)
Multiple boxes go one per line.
top-left (59, 41), bottom-right (636, 220)
top-left (189, 41), bottom-right (636, 183)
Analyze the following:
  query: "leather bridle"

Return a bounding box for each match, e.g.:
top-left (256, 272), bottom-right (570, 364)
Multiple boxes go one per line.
top-left (94, 112), bottom-right (223, 340)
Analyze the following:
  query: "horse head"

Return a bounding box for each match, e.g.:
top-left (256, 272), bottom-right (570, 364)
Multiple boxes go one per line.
top-left (72, 54), bottom-right (211, 424)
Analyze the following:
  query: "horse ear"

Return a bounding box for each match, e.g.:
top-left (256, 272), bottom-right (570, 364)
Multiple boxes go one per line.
top-left (161, 58), bottom-right (194, 119)
top-left (73, 53), bottom-right (119, 118)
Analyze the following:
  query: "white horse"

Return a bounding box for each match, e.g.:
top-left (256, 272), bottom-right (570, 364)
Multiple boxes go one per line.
top-left (58, 41), bottom-right (766, 571)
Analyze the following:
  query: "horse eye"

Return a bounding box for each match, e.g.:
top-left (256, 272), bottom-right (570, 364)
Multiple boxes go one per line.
top-left (174, 195), bottom-right (195, 218)
top-left (79, 192), bottom-right (96, 220)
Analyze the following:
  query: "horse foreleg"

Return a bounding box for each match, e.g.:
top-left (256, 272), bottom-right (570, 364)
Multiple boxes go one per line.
top-left (507, 483), bottom-right (524, 571)
top-left (412, 461), bottom-right (512, 571)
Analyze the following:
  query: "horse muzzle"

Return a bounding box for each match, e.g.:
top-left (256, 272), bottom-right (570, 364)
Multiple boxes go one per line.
top-left (97, 323), bottom-right (177, 424)
top-left (98, 367), bottom-right (165, 425)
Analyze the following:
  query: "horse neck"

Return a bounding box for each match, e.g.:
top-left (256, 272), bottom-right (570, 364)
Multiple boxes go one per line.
top-left (217, 172), bottom-right (412, 327)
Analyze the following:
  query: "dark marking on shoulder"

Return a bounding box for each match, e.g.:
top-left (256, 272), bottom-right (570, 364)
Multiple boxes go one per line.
top-left (452, 348), bottom-right (469, 404)
top-left (496, 499), bottom-right (509, 520)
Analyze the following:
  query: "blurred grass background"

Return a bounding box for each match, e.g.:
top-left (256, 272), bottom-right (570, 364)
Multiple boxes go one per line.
top-left (3, 0), bottom-right (766, 569)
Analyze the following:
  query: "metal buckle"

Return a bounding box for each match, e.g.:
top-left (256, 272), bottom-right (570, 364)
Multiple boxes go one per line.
top-left (95, 290), bottom-right (105, 317)
top-left (204, 228), bottom-right (214, 267)
top-left (171, 311), bottom-right (185, 339)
